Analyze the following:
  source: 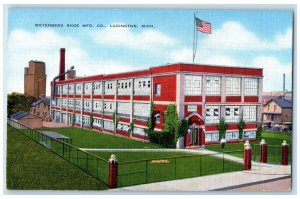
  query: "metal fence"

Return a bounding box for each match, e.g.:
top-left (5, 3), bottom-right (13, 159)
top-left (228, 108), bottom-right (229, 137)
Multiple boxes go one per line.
top-left (8, 119), bottom-right (109, 186)
top-left (117, 151), bottom-right (244, 187)
top-left (252, 144), bottom-right (292, 164)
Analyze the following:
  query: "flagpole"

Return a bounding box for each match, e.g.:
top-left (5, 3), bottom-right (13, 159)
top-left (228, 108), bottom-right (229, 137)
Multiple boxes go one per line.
top-left (193, 12), bottom-right (198, 63)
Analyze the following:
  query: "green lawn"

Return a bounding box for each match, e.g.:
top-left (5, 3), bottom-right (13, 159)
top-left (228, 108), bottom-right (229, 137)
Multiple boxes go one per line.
top-left (205, 131), bottom-right (292, 164)
top-left (6, 125), bottom-right (108, 190)
top-left (39, 127), bottom-right (161, 149)
top-left (37, 127), bottom-right (244, 187)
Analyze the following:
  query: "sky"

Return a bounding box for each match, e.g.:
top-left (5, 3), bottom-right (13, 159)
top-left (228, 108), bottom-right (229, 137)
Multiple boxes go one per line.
top-left (5, 7), bottom-right (293, 96)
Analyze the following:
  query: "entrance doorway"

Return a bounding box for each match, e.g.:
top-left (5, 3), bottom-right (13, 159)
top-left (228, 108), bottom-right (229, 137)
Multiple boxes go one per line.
top-left (190, 128), bottom-right (199, 145)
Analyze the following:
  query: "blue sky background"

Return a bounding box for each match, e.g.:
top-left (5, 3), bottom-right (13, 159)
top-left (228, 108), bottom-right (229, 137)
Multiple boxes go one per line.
top-left (6, 8), bottom-right (293, 96)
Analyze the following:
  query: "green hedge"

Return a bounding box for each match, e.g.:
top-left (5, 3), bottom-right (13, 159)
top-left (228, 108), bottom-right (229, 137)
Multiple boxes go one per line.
top-left (146, 130), bottom-right (175, 148)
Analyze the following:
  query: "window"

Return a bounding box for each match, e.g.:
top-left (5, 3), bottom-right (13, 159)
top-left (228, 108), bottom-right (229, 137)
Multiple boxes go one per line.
top-left (244, 78), bottom-right (258, 96)
top-left (93, 100), bottom-right (102, 112)
top-left (117, 102), bottom-right (131, 118)
top-left (185, 75), bottom-right (202, 95)
top-left (68, 99), bottom-right (74, 108)
top-left (154, 111), bottom-right (161, 124)
top-left (155, 84), bottom-right (161, 96)
top-left (187, 105), bottom-right (197, 112)
top-left (117, 80), bottom-right (132, 95)
top-left (134, 78), bottom-right (151, 95)
top-left (93, 82), bottom-right (102, 95)
top-left (274, 105), bottom-right (277, 112)
top-left (243, 106), bottom-right (257, 122)
top-left (225, 106), bottom-right (240, 123)
top-left (103, 120), bottom-right (114, 131)
top-left (75, 115), bottom-right (81, 124)
top-left (243, 131), bottom-right (256, 139)
top-left (133, 103), bottom-right (150, 120)
top-left (62, 85), bottom-right (68, 94)
top-left (75, 84), bottom-right (82, 95)
top-left (205, 133), bottom-right (219, 142)
top-left (205, 106), bottom-right (220, 124)
top-left (133, 127), bottom-right (146, 136)
top-left (68, 84), bottom-right (75, 95)
top-left (105, 81), bottom-right (115, 95)
top-left (225, 131), bottom-right (239, 140)
top-left (206, 76), bottom-right (221, 95)
top-left (84, 83), bottom-right (92, 95)
top-left (104, 101), bottom-right (114, 114)
top-left (117, 123), bottom-right (130, 132)
top-left (75, 99), bottom-right (81, 110)
top-left (84, 100), bottom-right (90, 111)
top-left (83, 117), bottom-right (90, 127)
top-left (93, 118), bottom-right (102, 128)
top-left (267, 104), bottom-right (270, 111)
top-left (226, 77), bottom-right (241, 96)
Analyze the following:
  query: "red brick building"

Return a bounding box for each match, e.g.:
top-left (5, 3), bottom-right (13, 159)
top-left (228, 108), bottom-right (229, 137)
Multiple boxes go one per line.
top-left (51, 49), bottom-right (263, 146)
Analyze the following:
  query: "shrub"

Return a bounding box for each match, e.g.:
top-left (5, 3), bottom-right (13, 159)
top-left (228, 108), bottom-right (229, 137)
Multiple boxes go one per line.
top-left (256, 123), bottom-right (263, 140)
top-left (216, 117), bottom-right (228, 141)
top-left (237, 118), bottom-right (245, 140)
top-left (147, 130), bottom-right (175, 148)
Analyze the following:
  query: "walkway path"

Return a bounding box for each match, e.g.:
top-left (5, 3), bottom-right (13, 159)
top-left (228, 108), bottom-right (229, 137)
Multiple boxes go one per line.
top-left (112, 164), bottom-right (291, 192)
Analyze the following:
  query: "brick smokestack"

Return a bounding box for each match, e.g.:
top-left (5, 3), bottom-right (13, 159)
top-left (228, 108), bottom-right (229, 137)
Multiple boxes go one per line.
top-left (59, 48), bottom-right (65, 81)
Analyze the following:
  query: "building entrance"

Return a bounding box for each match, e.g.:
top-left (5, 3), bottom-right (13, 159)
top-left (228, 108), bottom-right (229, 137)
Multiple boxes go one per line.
top-left (190, 128), bottom-right (199, 145)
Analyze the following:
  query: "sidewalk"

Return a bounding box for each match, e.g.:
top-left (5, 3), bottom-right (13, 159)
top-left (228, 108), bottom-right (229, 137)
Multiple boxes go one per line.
top-left (112, 164), bottom-right (291, 192)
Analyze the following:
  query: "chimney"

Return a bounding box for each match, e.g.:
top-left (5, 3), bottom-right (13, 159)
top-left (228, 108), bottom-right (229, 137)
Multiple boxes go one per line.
top-left (59, 48), bottom-right (65, 81)
top-left (283, 73), bottom-right (285, 94)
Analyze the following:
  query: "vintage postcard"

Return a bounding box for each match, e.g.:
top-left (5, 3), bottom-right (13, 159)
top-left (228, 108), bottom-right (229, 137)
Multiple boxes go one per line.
top-left (4, 5), bottom-right (294, 194)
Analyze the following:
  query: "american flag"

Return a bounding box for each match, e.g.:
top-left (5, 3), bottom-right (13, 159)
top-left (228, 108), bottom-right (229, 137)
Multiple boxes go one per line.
top-left (195, 17), bottom-right (212, 34)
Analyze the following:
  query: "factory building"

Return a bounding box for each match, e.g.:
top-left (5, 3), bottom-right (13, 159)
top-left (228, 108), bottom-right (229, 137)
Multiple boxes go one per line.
top-left (51, 48), bottom-right (263, 146)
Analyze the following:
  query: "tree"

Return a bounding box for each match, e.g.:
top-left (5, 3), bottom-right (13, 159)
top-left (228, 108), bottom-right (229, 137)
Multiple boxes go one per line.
top-left (72, 113), bottom-right (75, 126)
top-left (7, 93), bottom-right (36, 117)
top-left (256, 123), bottom-right (263, 140)
top-left (179, 119), bottom-right (189, 137)
top-left (146, 100), bottom-right (155, 131)
top-left (112, 111), bottom-right (120, 134)
top-left (163, 104), bottom-right (179, 147)
top-left (216, 117), bottom-right (228, 141)
top-left (89, 113), bottom-right (93, 129)
top-left (237, 118), bottom-right (245, 140)
top-left (128, 119), bottom-right (136, 136)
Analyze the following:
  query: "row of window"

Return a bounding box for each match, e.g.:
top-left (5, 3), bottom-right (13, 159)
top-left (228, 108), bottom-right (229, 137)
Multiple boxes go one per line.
top-left (205, 131), bottom-right (256, 142)
top-left (205, 105), bottom-right (257, 124)
top-left (184, 75), bottom-right (258, 96)
top-left (56, 77), bottom-right (152, 96)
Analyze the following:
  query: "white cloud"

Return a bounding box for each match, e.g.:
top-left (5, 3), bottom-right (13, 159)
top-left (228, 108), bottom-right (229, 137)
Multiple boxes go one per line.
top-left (90, 26), bottom-right (176, 51)
top-left (6, 29), bottom-right (137, 96)
top-left (200, 21), bottom-right (292, 51)
top-left (251, 56), bottom-right (292, 92)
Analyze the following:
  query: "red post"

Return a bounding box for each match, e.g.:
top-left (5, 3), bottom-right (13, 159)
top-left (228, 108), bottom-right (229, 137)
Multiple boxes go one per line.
top-left (108, 154), bottom-right (118, 188)
top-left (281, 140), bottom-right (289, 166)
top-left (185, 131), bottom-right (190, 147)
top-left (260, 139), bottom-right (267, 163)
top-left (244, 140), bottom-right (252, 170)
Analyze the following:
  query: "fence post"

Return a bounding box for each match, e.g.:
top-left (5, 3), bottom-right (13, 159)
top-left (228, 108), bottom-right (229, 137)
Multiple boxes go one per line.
top-left (260, 139), bottom-right (267, 163)
top-left (244, 140), bottom-right (252, 170)
top-left (108, 154), bottom-right (118, 189)
top-left (281, 140), bottom-right (289, 166)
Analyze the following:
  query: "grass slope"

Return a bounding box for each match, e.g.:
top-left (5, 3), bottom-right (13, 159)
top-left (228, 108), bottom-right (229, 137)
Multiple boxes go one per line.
top-left (6, 125), bottom-right (107, 190)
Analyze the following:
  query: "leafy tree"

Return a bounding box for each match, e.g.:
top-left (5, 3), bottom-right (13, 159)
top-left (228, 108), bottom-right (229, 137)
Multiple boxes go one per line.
top-left (238, 118), bottom-right (245, 140)
top-left (216, 117), bottom-right (228, 141)
top-left (89, 113), bottom-right (93, 129)
top-left (179, 119), bottom-right (189, 137)
top-left (256, 123), bottom-right (263, 140)
top-left (7, 93), bottom-right (36, 117)
top-left (112, 111), bottom-right (120, 134)
top-left (146, 100), bottom-right (155, 131)
top-left (128, 119), bottom-right (136, 135)
top-left (72, 113), bottom-right (75, 126)
top-left (163, 104), bottom-right (179, 147)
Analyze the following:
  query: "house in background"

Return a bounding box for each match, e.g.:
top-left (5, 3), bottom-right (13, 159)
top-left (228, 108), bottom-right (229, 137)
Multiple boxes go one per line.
top-left (262, 96), bottom-right (292, 127)
top-left (30, 97), bottom-right (51, 121)
top-left (10, 111), bottom-right (43, 129)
